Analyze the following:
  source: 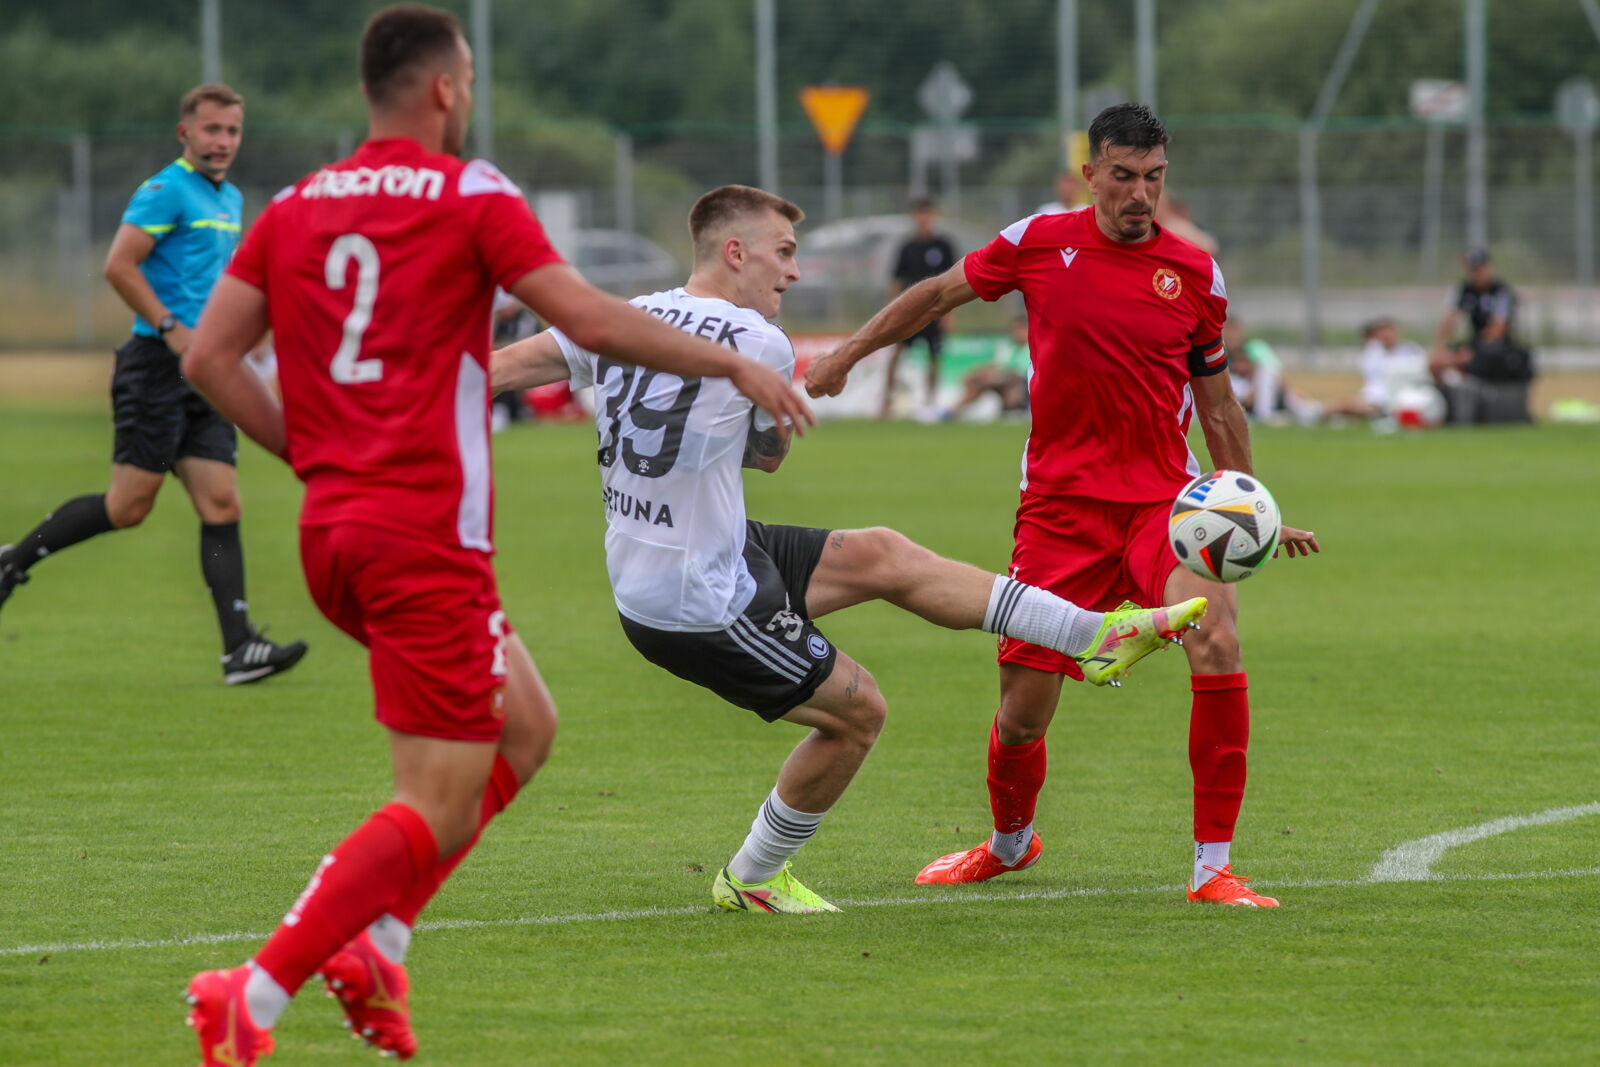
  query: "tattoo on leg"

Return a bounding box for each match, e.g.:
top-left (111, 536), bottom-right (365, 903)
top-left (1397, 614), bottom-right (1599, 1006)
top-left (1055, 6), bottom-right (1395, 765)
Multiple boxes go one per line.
top-left (844, 663), bottom-right (861, 699)
top-left (829, 531), bottom-right (846, 550)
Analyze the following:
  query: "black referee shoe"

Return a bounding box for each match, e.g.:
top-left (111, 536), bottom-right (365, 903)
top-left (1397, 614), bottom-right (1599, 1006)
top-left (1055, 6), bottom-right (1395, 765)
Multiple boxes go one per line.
top-left (0, 544), bottom-right (29, 620)
top-left (221, 630), bottom-right (309, 685)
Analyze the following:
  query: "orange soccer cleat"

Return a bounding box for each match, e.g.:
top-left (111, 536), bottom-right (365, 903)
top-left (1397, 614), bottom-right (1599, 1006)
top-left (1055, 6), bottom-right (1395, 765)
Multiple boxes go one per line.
top-left (320, 930), bottom-right (418, 1059)
top-left (1187, 864), bottom-right (1280, 907)
top-left (184, 965), bottom-right (275, 1067)
top-left (914, 833), bottom-right (1044, 885)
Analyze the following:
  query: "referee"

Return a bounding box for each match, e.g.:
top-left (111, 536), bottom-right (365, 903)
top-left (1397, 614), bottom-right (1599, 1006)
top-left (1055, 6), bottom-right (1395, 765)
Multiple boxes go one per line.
top-left (0, 84), bottom-right (306, 684)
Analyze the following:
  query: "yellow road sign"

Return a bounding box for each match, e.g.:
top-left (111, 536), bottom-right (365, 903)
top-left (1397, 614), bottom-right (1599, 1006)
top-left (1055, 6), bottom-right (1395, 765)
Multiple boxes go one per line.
top-left (801, 87), bottom-right (870, 156)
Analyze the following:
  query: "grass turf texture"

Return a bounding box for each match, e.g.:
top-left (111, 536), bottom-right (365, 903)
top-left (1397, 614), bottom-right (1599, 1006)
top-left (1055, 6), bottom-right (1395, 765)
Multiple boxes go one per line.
top-left (1, 399), bottom-right (1597, 1065)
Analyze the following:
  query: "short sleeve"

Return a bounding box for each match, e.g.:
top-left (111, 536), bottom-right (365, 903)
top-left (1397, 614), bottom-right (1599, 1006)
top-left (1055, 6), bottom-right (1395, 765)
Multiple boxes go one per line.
top-left (121, 175), bottom-right (183, 239)
top-left (226, 199), bottom-right (278, 292)
top-left (1185, 258), bottom-right (1230, 378)
top-left (964, 218), bottom-right (1033, 302)
top-left (750, 325), bottom-right (797, 432)
top-left (461, 159), bottom-right (564, 290)
top-left (548, 327), bottom-right (594, 390)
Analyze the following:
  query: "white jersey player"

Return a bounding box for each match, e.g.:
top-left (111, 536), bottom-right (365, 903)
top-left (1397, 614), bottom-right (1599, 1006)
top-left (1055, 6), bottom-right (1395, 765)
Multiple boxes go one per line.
top-left (492, 184), bottom-right (1207, 915)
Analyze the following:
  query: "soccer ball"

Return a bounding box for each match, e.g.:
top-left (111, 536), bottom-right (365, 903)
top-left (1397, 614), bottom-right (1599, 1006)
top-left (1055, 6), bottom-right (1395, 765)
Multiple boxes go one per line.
top-left (1168, 470), bottom-right (1281, 582)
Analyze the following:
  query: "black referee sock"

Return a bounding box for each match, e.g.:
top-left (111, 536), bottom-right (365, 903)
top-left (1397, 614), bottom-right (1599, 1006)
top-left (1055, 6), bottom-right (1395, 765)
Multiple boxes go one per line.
top-left (12, 494), bottom-right (115, 571)
top-left (200, 522), bottom-right (254, 652)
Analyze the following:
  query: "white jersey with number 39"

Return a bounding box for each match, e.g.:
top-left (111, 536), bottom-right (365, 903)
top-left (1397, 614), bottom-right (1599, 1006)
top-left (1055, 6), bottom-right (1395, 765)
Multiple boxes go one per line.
top-left (553, 289), bottom-right (796, 631)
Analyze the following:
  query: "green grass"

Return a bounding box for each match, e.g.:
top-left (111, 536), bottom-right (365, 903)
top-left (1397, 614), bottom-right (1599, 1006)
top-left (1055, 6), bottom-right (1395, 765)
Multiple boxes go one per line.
top-left (2, 402), bottom-right (1598, 1065)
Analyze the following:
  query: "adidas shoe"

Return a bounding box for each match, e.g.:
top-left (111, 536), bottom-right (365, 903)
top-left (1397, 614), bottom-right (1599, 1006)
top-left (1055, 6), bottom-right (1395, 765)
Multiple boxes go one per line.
top-left (914, 833), bottom-right (1044, 885)
top-left (1187, 864), bottom-right (1280, 907)
top-left (184, 965), bottom-right (275, 1067)
top-left (712, 863), bottom-right (839, 914)
top-left (320, 930), bottom-right (417, 1060)
top-left (1074, 597), bottom-right (1208, 687)
top-left (222, 630), bottom-right (308, 685)
top-left (0, 544), bottom-right (30, 620)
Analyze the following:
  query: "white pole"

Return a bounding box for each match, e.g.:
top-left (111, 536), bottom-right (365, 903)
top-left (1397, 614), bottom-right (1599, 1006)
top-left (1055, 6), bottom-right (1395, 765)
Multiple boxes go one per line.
top-left (200, 0), bottom-right (221, 83)
top-left (1420, 123), bottom-right (1444, 282)
top-left (1464, 0), bottom-right (1488, 250)
top-left (1057, 0), bottom-right (1078, 167)
top-left (1136, 0), bottom-right (1156, 110)
top-left (472, 0), bottom-right (494, 160)
top-left (756, 0), bottom-right (778, 193)
top-left (614, 132), bottom-right (635, 235)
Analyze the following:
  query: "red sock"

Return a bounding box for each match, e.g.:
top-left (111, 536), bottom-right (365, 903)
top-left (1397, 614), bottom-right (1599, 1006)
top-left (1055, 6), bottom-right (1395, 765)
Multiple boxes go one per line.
top-left (986, 715), bottom-right (1048, 834)
top-left (389, 754), bottom-right (521, 926)
top-left (254, 802), bottom-right (437, 996)
top-left (1189, 672), bottom-right (1250, 842)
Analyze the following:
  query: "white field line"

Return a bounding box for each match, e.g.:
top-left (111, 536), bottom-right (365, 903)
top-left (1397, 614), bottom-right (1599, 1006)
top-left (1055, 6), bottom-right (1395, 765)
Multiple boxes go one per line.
top-left (5, 865), bottom-right (1599, 960)
top-left (1369, 802), bottom-right (1600, 882)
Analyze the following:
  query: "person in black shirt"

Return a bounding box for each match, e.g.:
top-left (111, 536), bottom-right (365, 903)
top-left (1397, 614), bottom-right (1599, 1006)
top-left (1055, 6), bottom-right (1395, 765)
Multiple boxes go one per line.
top-left (1430, 248), bottom-right (1534, 422)
top-left (881, 200), bottom-right (957, 419)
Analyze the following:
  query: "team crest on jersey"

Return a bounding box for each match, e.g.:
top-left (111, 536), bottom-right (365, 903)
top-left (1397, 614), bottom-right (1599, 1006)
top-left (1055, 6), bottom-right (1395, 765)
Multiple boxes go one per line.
top-left (1152, 268), bottom-right (1182, 300)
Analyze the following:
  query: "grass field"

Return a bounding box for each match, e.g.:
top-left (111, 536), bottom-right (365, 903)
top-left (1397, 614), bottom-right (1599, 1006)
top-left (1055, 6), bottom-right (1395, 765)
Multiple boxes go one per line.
top-left (2, 400), bottom-right (1598, 1065)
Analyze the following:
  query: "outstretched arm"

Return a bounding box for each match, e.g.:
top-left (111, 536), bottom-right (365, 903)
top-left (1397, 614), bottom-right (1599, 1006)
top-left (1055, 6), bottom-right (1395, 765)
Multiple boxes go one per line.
top-left (491, 331), bottom-right (571, 391)
top-left (805, 259), bottom-right (979, 398)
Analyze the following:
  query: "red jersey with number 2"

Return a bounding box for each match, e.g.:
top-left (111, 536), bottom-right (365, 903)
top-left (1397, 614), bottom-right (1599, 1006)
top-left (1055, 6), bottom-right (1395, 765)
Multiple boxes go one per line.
top-left (963, 207), bottom-right (1229, 503)
top-left (227, 137), bottom-right (562, 551)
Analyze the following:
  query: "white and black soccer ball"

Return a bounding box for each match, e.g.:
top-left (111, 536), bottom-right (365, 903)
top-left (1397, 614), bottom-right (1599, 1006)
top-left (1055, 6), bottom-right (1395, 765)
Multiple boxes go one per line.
top-left (1168, 470), bottom-right (1281, 583)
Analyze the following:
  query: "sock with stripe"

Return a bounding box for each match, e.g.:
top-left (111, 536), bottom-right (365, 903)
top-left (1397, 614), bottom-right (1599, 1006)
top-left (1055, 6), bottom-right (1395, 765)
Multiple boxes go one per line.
top-left (983, 575), bottom-right (1103, 655)
top-left (11, 494), bottom-right (114, 571)
top-left (251, 802), bottom-right (437, 1009)
top-left (728, 787), bottom-right (827, 885)
top-left (1189, 672), bottom-right (1249, 883)
top-left (986, 714), bottom-right (1047, 864)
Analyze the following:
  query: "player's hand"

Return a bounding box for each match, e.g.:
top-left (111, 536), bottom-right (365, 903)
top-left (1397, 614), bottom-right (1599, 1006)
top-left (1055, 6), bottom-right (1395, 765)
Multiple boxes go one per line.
top-left (1276, 524), bottom-right (1320, 559)
top-left (731, 361), bottom-right (814, 439)
top-left (804, 348), bottom-right (852, 398)
top-left (165, 323), bottom-right (194, 357)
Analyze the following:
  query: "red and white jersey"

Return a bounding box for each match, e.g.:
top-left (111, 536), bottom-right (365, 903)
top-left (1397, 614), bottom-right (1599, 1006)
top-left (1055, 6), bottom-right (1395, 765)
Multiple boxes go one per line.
top-left (963, 207), bottom-right (1228, 503)
top-left (227, 138), bottom-right (562, 550)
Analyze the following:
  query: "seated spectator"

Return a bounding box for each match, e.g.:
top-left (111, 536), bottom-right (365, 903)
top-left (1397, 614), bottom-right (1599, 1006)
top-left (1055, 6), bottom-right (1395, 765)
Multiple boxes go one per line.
top-left (1430, 249), bottom-right (1535, 423)
top-left (1223, 322), bottom-right (1321, 425)
top-left (1326, 317), bottom-right (1440, 422)
top-left (950, 316), bottom-right (1031, 420)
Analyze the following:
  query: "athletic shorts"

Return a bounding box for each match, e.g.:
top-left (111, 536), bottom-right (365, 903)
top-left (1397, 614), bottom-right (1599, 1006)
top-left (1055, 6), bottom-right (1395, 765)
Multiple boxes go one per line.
top-left (906, 320), bottom-right (945, 363)
top-left (997, 491), bottom-right (1179, 680)
top-left (110, 335), bottom-right (237, 473)
top-left (300, 522), bottom-right (509, 742)
top-left (618, 520), bottom-right (838, 721)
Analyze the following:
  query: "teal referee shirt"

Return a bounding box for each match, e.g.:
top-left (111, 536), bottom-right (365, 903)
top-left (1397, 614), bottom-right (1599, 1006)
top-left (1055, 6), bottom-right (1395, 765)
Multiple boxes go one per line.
top-left (119, 157), bottom-right (244, 338)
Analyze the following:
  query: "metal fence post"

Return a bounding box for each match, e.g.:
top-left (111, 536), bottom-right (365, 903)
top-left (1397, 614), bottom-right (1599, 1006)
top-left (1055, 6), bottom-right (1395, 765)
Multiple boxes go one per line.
top-left (614, 132), bottom-right (635, 234)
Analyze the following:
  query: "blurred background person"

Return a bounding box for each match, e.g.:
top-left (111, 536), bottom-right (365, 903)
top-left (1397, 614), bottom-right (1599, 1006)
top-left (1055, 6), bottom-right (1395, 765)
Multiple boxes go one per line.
top-left (1430, 248), bottom-right (1535, 423)
top-left (881, 199), bottom-right (958, 420)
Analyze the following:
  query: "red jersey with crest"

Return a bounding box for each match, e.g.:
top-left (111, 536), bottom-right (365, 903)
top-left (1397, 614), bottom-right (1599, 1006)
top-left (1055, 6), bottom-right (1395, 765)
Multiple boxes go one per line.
top-left (963, 207), bottom-right (1228, 503)
top-left (227, 138), bottom-right (562, 550)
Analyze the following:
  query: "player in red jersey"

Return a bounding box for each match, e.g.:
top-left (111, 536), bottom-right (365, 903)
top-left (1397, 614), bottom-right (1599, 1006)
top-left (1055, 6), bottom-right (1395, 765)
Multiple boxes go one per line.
top-left (175, 7), bottom-right (811, 1065)
top-left (807, 104), bottom-right (1318, 907)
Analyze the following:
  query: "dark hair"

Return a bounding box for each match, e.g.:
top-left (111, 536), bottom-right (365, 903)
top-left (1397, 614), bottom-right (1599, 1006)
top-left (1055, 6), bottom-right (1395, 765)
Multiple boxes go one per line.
top-left (688, 185), bottom-right (804, 261)
top-left (911, 198), bottom-right (937, 212)
top-left (1088, 103), bottom-right (1169, 160)
top-left (180, 84), bottom-right (243, 119)
top-left (360, 4), bottom-right (465, 108)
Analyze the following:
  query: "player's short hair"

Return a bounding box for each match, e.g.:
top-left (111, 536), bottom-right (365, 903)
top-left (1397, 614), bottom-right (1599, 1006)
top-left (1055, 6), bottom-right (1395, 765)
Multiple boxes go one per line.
top-left (1088, 103), bottom-right (1169, 160)
top-left (360, 4), bottom-right (465, 109)
top-left (179, 84), bottom-right (244, 119)
top-left (911, 198), bottom-right (937, 213)
top-left (688, 185), bottom-right (804, 263)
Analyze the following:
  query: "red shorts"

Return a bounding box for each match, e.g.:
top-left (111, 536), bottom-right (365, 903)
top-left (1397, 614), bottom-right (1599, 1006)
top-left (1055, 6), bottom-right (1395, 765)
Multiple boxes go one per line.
top-left (300, 523), bottom-right (510, 742)
top-left (998, 491), bottom-right (1179, 680)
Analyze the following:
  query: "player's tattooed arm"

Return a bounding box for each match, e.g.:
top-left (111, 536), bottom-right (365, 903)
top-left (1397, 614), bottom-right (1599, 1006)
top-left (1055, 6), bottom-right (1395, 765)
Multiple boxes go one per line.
top-left (742, 419), bottom-right (790, 473)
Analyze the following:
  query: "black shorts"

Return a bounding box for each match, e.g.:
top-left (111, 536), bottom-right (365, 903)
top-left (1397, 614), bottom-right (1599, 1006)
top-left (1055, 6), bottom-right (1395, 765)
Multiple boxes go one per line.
top-left (905, 321), bottom-right (944, 362)
top-left (110, 335), bottom-right (237, 473)
top-left (618, 521), bottom-right (838, 721)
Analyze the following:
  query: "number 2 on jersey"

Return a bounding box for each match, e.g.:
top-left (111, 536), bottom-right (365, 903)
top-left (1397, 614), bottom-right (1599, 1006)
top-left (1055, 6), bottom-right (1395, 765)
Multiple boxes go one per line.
top-left (325, 233), bottom-right (382, 384)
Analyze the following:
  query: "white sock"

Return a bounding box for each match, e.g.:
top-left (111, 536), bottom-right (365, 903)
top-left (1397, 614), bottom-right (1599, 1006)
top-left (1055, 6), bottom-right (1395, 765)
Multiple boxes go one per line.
top-left (244, 961), bottom-right (290, 1029)
top-left (1193, 841), bottom-right (1231, 887)
top-left (989, 824), bottom-right (1034, 866)
top-left (983, 576), bottom-right (1103, 655)
top-left (728, 787), bottom-right (827, 885)
top-left (366, 913), bottom-right (412, 965)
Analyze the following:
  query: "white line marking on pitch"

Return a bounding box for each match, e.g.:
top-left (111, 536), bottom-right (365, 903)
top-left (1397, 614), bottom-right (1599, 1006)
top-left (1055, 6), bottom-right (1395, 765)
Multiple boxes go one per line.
top-left (1369, 802), bottom-right (1600, 882)
top-left (5, 865), bottom-right (1598, 959)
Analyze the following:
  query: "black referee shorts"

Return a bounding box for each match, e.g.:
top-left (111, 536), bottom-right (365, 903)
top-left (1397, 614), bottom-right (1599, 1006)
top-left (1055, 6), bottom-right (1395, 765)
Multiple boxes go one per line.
top-left (110, 335), bottom-right (237, 473)
top-left (618, 520), bottom-right (839, 721)
top-left (906, 320), bottom-right (945, 364)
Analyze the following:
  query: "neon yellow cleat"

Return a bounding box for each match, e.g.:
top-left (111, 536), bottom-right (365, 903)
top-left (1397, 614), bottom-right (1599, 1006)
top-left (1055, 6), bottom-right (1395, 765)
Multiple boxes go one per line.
top-left (712, 863), bottom-right (840, 914)
top-left (1074, 597), bottom-right (1208, 687)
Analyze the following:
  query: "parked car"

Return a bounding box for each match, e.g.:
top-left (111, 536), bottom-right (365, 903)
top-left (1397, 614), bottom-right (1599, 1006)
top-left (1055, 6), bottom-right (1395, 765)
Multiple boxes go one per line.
top-left (567, 229), bottom-right (680, 291)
